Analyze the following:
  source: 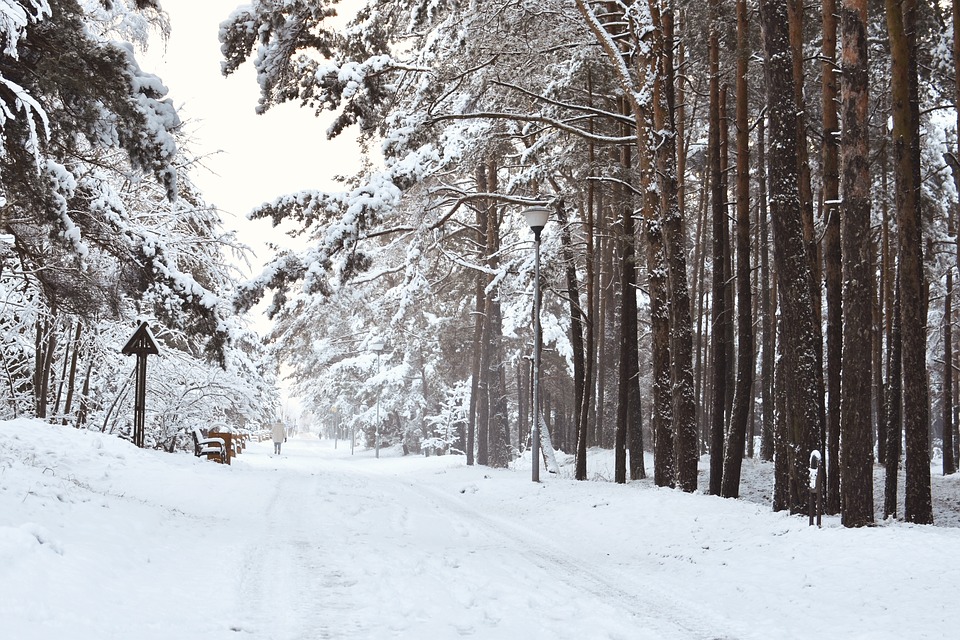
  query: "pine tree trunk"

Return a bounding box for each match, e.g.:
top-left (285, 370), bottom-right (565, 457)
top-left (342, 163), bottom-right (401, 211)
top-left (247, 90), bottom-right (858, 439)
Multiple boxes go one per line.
top-left (596, 198), bottom-right (611, 449)
top-left (467, 267), bottom-right (483, 466)
top-left (76, 356), bottom-right (92, 427)
top-left (879, 130), bottom-right (893, 467)
top-left (53, 322), bottom-right (72, 418)
top-left (944, 268), bottom-right (955, 475)
top-left (576, 76), bottom-right (598, 481)
top-left (839, 0), bottom-right (875, 526)
top-left (884, 279), bottom-right (903, 519)
top-left (62, 321), bottom-right (82, 423)
top-left (790, 0), bottom-right (827, 463)
top-left (954, 0), bottom-right (960, 468)
top-left (656, 2), bottom-right (697, 493)
top-left (823, 0), bottom-right (843, 515)
top-left (758, 117), bottom-right (776, 463)
top-left (945, 0), bottom-right (960, 476)
top-left (37, 319), bottom-right (56, 420)
top-left (708, 0), bottom-right (727, 495)
top-left (616, 128), bottom-right (643, 484)
top-left (556, 201), bottom-right (587, 476)
top-left (475, 165), bottom-right (491, 467)
top-left (773, 346), bottom-right (790, 511)
top-left (887, 0), bottom-right (933, 524)
top-left (759, 0), bottom-right (824, 515)
top-left (633, 51), bottom-right (666, 486)
top-left (486, 163), bottom-right (510, 468)
top-left (722, 0), bottom-right (754, 499)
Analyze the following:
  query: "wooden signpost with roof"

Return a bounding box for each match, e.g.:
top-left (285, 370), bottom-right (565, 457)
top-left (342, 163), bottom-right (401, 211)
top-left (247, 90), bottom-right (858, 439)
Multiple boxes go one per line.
top-left (121, 322), bottom-right (159, 448)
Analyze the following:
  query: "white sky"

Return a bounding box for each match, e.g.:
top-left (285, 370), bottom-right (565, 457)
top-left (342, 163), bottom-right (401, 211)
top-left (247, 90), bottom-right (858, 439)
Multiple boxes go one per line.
top-left (142, 0), bottom-right (361, 276)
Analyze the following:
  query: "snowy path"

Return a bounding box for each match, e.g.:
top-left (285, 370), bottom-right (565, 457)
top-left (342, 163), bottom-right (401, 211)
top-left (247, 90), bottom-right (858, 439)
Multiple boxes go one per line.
top-left (5, 420), bottom-right (960, 640)
top-left (223, 440), bottom-right (733, 640)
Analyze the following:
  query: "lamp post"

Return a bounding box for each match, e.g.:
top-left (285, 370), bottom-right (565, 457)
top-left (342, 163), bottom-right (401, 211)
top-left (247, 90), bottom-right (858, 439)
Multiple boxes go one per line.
top-left (523, 205), bottom-right (550, 483)
top-left (370, 337), bottom-right (385, 459)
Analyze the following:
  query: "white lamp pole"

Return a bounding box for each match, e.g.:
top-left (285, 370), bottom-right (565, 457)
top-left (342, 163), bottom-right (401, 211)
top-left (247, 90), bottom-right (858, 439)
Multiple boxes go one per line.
top-left (523, 206), bottom-right (550, 483)
top-left (370, 338), bottom-right (385, 459)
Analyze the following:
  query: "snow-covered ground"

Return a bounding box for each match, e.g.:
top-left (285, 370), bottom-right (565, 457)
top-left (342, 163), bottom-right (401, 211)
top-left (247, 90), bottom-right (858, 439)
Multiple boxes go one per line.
top-left (2, 419), bottom-right (959, 639)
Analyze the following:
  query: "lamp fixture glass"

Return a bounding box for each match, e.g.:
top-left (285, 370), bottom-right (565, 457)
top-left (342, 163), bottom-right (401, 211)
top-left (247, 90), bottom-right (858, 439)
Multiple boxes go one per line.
top-left (522, 206), bottom-right (550, 232)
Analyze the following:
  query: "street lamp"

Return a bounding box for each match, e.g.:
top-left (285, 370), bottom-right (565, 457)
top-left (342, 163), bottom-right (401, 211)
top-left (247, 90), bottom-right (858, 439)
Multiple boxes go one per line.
top-left (523, 205), bottom-right (550, 483)
top-left (370, 337), bottom-right (385, 459)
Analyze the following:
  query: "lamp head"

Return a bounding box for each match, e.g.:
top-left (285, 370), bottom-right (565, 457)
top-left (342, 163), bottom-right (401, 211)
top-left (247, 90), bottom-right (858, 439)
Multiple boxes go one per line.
top-left (522, 206), bottom-right (550, 241)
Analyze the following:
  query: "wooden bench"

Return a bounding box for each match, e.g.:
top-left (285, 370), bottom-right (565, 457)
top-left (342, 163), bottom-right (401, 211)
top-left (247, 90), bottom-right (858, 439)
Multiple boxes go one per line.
top-left (192, 428), bottom-right (226, 464)
top-left (209, 428), bottom-right (238, 464)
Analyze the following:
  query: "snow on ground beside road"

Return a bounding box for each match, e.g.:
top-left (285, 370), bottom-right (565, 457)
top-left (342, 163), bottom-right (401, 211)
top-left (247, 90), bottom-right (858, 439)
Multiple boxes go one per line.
top-left (2, 418), bottom-right (959, 640)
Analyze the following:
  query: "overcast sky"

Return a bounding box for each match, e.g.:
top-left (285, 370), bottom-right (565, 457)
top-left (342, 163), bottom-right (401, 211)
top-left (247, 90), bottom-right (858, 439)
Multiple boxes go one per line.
top-left (143, 0), bottom-right (361, 276)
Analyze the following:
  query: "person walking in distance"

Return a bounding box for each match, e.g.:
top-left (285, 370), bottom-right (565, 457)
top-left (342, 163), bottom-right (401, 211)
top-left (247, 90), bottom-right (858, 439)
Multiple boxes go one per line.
top-left (272, 420), bottom-right (285, 455)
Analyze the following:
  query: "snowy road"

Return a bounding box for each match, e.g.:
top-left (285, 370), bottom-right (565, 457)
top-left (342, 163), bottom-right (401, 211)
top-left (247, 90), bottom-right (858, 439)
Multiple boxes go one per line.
top-left (6, 421), bottom-right (959, 640)
top-left (224, 440), bottom-right (734, 640)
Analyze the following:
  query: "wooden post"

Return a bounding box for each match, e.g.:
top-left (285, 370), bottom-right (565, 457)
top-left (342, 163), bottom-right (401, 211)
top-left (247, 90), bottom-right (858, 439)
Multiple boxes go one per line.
top-left (121, 323), bottom-right (159, 448)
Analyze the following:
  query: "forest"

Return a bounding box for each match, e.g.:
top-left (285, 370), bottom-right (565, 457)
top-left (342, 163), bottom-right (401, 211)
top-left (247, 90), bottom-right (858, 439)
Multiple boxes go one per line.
top-left (2, 1), bottom-right (958, 528)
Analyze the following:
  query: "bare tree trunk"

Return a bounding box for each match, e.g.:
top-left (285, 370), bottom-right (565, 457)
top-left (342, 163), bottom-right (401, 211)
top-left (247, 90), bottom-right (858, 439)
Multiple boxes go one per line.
top-left (773, 345), bottom-right (790, 511)
top-left (555, 200), bottom-right (587, 477)
top-left (53, 321), bottom-right (72, 418)
top-left (887, 0), bottom-right (933, 524)
top-left (616, 118), bottom-right (645, 484)
top-left (758, 117), bottom-right (775, 463)
top-left (879, 130), bottom-right (893, 467)
top-left (576, 73), bottom-right (599, 480)
top-left (37, 318), bottom-right (56, 420)
top-left (486, 161), bottom-right (510, 468)
top-left (596, 198), bottom-right (612, 448)
top-left (76, 348), bottom-right (93, 428)
top-left (839, 0), bottom-right (875, 526)
top-left (475, 165), bottom-right (491, 467)
top-left (823, 0), bottom-right (843, 515)
top-left (945, 0), bottom-right (960, 476)
top-left (722, 0), bottom-right (754, 499)
top-left (944, 263), bottom-right (955, 475)
top-left (954, 0), bottom-right (960, 468)
top-left (760, 0), bottom-right (824, 515)
top-left (656, 1), bottom-right (698, 493)
top-left (708, 0), bottom-right (728, 495)
top-left (884, 278), bottom-right (903, 519)
top-left (62, 321), bottom-right (83, 423)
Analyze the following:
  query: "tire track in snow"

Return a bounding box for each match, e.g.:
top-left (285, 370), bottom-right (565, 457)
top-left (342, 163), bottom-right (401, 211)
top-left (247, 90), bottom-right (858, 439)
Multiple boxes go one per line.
top-left (403, 478), bottom-right (751, 640)
top-left (230, 469), bottom-right (374, 639)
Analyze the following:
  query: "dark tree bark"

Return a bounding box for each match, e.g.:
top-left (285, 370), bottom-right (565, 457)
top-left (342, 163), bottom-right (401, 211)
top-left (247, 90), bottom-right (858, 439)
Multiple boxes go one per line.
top-left (773, 345), bottom-right (790, 512)
top-left (708, 0), bottom-right (728, 496)
top-left (555, 201), bottom-right (587, 475)
top-left (656, 1), bottom-right (697, 493)
top-left (886, 0), bottom-right (933, 524)
top-left (945, 0), bottom-right (960, 477)
top-left (62, 321), bottom-right (83, 422)
top-left (721, 0), bottom-right (754, 499)
top-left (467, 259), bottom-right (483, 466)
top-left (954, 0), bottom-right (960, 468)
top-left (823, 0), bottom-right (843, 515)
top-left (758, 117), bottom-right (776, 463)
top-left (839, 0), bottom-right (875, 527)
top-left (884, 279), bottom-right (903, 519)
top-left (475, 165), bottom-right (491, 467)
top-left (759, 0), bottom-right (824, 515)
top-left (576, 74), bottom-right (599, 481)
top-left (486, 162), bottom-right (510, 469)
top-left (879, 130), bottom-right (893, 467)
top-left (944, 258), bottom-right (955, 476)
top-left (615, 128), bottom-right (640, 484)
